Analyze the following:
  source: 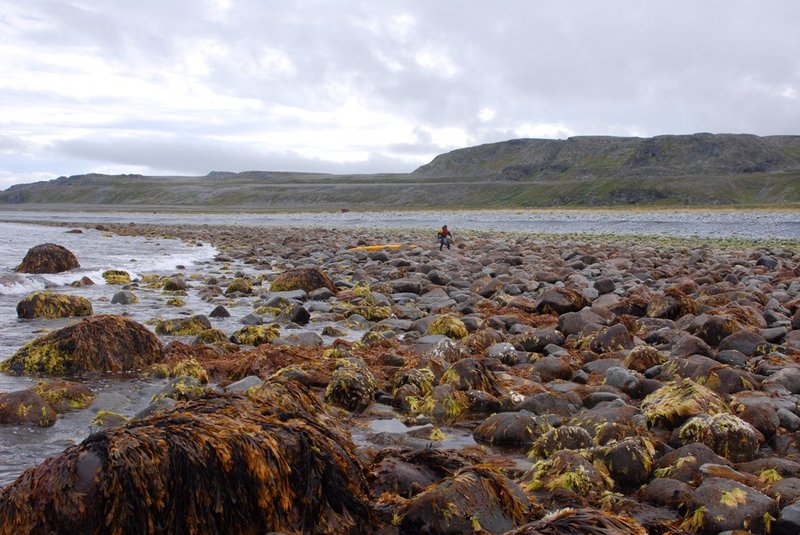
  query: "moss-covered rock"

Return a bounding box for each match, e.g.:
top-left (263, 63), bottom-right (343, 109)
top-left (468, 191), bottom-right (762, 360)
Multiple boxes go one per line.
top-left (623, 345), bottom-right (667, 372)
top-left (0, 315), bottom-right (163, 376)
top-left (270, 267), bottom-right (336, 294)
top-left (152, 358), bottom-right (210, 384)
top-left (224, 277), bottom-right (253, 295)
top-left (641, 378), bottom-right (729, 429)
top-left (16, 291), bottom-right (93, 319)
top-left (396, 465), bottom-right (530, 535)
top-left (473, 410), bottom-right (553, 446)
top-left (0, 394), bottom-right (373, 534)
top-left (102, 269), bottom-right (131, 285)
top-left (439, 357), bottom-right (501, 394)
top-left (595, 436), bottom-right (656, 489)
top-left (155, 314), bottom-right (213, 336)
top-left (427, 315), bottom-right (469, 339)
top-left (407, 384), bottom-right (469, 424)
top-left (325, 360), bottom-right (376, 413)
top-left (30, 380), bottom-right (95, 412)
top-left (528, 426), bottom-right (593, 460)
top-left (15, 243), bottom-right (80, 274)
top-left (681, 477), bottom-right (777, 534)
top-left (506, 508), bottom-right (647, 535)
top-left (230, 324), bottom-right (280, 346)
top-left (523, 450), bottom-right (613, 500)
top-left (193, 328), bottom-right (229, 344)
top-left (0, 390), bottom-right (57, 427)
top-left (166, 297), bottom-right (186, 307)
top-left (678, 412), bottom-right (760, 463)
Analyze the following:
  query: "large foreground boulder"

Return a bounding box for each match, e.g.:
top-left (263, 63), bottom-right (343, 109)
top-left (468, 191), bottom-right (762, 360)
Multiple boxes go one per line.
top-left (15, 243), bottom-right (80, 274)
top-left (0, 314), bottom-right (163, 376)
top-left (0, 393), bottom-right (373, 534)
top-left (270, 267), bottom-right (337, 294)
top-left (16, 291), bottom-right (93, 319)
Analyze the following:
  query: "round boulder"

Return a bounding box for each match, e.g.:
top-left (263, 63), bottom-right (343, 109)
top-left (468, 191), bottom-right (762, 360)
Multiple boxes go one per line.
top-left (16, 291), bottom-right (92, 319)
top-left (0, 314), bottom-right (163, 376)
top-left (15, 243), bottom-right (79, 274)
top-left (473, 410), bottom-right (553, 446)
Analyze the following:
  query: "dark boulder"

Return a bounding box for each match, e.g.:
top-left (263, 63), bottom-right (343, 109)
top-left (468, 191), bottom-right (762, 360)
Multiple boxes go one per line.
top-left (16, 291), bottom-right (92, 319)
top-left (0, 393), bottom-right (373, 534)
top-left (15, 243), bottom-right (80, 274)
top-left (0, 314), bottom-right (163, 376)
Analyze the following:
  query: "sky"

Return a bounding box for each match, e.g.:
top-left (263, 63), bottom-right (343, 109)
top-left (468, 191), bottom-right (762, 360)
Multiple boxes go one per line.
top-left (1, 0), bottom-right (799, 189)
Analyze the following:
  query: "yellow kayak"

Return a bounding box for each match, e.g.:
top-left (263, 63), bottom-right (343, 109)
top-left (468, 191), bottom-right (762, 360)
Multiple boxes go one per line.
top-left (348, 244), bottom-right (418, 251)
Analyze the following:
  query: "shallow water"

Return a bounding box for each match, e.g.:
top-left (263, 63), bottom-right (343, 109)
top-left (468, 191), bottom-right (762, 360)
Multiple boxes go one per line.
top-left (1, 207), bottom-right (798, 239)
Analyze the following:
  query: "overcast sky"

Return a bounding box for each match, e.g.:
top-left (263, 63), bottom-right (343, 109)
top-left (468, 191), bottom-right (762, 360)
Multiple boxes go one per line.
top-left (1, 1), bottom-right (798, 189)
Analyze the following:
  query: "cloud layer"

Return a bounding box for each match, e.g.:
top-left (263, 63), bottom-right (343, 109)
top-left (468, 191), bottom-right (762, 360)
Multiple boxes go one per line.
top-left (1, 0), bottom-right (798, 188)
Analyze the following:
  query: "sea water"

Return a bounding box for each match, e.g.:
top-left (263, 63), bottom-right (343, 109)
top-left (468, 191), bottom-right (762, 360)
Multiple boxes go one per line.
top-left (0, 222), bottom-right (219, 486)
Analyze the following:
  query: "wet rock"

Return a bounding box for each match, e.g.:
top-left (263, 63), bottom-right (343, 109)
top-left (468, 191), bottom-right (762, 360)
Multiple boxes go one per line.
top-left (0, 394), bottom-right (373, 534)
top-left (605, 366), bottom-right (641, 396)
top-left (505, 507), bottom-right (647, 535)
top-left (678, 413), bottom-right (760, 463)
top-left (641, 378), bottom-right (729, 429)
top-left (15, 243), bottom-right (80, 273)
top-left (156, 314), bottom-right (213, 336)
top-left (775, 502), bottom-right (800, 535)
top-left (270, 267), bottom-right (337, 294)
top-left (30, 380), bottom-right (95, 413)
top-left (397, 466), bottom-right (530, 535)
top-left (440, 358), bottom-right (501, 394)
top-left (224, 277), bottom-right (253, 295)
top-left (325, 360), bottom-right (376, 413)
top-left (0, 314), bottom-right (163, 376)
top-left (558, 309), bottom-right (608, 336)
top-left (512, 328), bottom-right (565, 353)
top-left (426, 315), bottom-right (468, 339)
top-left (639, 478), bottom-right (695, 510)
top-left (16, 291), bottom-right (93, 319)
top-left (523, 450), bottom-right (613, 501)
top-left (224, 375), bottom-right (264, 393)
top-left (590, 323), bottom-right (635, 353)
top-left (0, 390), bottom-right (57, 427)
top-left (528, 426), bottom-right (592, 459)
top-left (102, 269), bottom-right (131, 285)
top-left (277, 304), bottom-right (310, 325)
top-left (536, 287), bottom-right (590, 315)
top-left (531, 355), bottom-right (573, 382)
top-left (624, 345), bottom-right (667, 372)
top-left (473, 410), bottom-right (553, 446)
top-left (654, 443), bottom-right (731, 483)
top-left (719, 329), bottom-right (769, 356)
top-left (110, 290), bottom-right (138, 305)
top-left (684, 477), bottom-right (777, 534)
top-left (669, 334), bottom-right (714, 358)
top-left (368, 448), bottom-right (470, 499)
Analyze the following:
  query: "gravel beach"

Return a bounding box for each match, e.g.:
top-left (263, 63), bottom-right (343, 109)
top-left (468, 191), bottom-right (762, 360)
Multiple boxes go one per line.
top-left (1, 220), bottom-right (800, 534)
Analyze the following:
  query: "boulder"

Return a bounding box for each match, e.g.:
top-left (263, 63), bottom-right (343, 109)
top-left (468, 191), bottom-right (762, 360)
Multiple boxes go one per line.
top-left (0, 315), bottom-right (163, 376)
top-left (155, 315), bottom-right (213, 336)
top-left (15, 243), bottom-right (80, 274)
top-left (102, 269), bottom-right (131, 285)
top-left (270, 267), bottom-right (337, 294)
top-left (0, 393), bottom-right (373, 534)
top-left (641, 378), bottom-right (729, 429)
top-left (0, 390), bottom-right (57, 427)
top-left (473, 410), bottom-right (553, 446)
top-left (397, 466), bottom-right (530, 535)
top-left (16, 291), bottom-right (92, 319)
top-left (678, 412), bottom-right (760, 463)
top-left (684, 477), bottom-right (777, 534)
top-left (505, 508), bottom-right (647, 535)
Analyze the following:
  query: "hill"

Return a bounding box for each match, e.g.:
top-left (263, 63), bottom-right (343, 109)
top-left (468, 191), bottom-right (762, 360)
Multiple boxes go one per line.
top-left (2, 133), bottom-right (800, 209)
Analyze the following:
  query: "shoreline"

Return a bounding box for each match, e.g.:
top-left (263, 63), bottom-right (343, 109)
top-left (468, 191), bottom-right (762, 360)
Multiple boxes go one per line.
top-left (0, 217), bottom-right (799, 533)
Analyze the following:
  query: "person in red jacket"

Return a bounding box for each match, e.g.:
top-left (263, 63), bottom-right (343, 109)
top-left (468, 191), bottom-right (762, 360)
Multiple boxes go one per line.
top-left (437, 225), bottom-right (453, 250)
